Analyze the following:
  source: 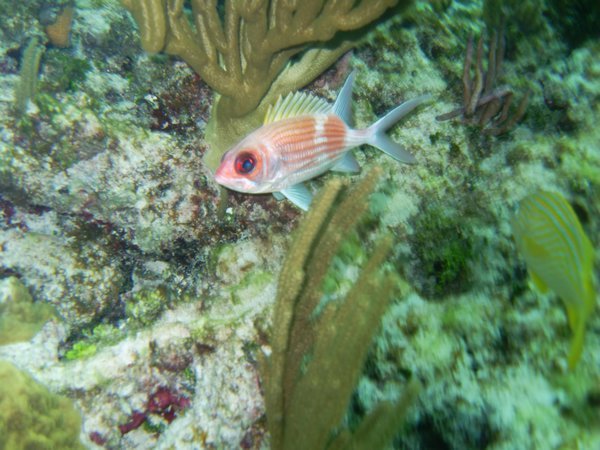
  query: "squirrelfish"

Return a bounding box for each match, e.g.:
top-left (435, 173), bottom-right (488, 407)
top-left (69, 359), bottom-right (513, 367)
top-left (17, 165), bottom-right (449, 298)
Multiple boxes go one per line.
top-left (215, 71), bottom-right (430, 210)
top-left (512, 190), bottom-right (596, 369)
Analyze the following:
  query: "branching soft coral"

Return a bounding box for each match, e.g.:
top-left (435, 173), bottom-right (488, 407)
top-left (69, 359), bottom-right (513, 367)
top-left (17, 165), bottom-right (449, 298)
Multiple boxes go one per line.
top-left (121, 0), bottom-right (408, 168)
top-left (436, 30), bottom-right (529, 135)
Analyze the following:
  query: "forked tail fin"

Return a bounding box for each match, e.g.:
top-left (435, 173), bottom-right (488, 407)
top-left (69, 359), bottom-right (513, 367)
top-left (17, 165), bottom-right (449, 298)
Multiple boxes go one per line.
top-left (366, 94), bottom-right (431, 163)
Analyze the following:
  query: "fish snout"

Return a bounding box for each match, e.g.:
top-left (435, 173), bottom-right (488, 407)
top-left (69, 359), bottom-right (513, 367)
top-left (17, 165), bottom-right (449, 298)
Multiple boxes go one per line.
top-left (214, 164), bottom-right (227, 185)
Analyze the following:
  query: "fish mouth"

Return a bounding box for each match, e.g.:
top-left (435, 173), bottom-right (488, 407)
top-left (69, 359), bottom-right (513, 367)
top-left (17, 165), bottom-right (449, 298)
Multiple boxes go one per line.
top-left (214, 169), bottom-right (244, 192)
top-left (214, 164), bottom-right (259, 193)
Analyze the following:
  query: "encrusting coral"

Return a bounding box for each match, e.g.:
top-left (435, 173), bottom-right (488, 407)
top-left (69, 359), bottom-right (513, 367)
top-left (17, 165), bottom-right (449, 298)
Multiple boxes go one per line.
top-left (121, 0), bottom-right (411, 168)
top-left (0, 361), bottom-right (84, 450)
top-left (0, 277), bottom-right (55, 345)
top-left (261, 168), bottom-right (420, 450)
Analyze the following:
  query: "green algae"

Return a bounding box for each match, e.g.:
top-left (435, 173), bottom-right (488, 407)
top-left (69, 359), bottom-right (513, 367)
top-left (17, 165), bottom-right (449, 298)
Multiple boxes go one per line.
top-left (126, 287), bottom-right (172, 327)
top-left (0, 277), bottom-right (55, 345)
top-left (64, 323), bottom-right (122, 361)
top-left (41, 51), bottom-right (91, 93)
top-left (546, 0), bottom-right (600, 48)
top-left (411, 205), bottom-right (473, 298)
top-left (228, 271), bottom-right (273, 305)
top-left (483, 0), bottom-right (547, 34)
top-left (65, 341), bottom-right (97, 360)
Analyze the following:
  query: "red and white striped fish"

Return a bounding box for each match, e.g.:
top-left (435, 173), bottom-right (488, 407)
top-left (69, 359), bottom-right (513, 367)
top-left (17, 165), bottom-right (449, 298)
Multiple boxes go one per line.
top-left (215, 71), bottom-right (430, 210)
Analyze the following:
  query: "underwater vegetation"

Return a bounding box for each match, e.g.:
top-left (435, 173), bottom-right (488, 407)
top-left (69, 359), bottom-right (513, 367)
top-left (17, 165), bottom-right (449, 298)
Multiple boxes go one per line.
top-left (482, 0), bottom-right (547, 35)
top-left (121, 0), bottom-right (413, 168)
top-left (0, 360), bottom-right (83, 450)
top-left (262, 168), bottom-right (420, 449)
top-left (410, 204), bottom-right (473, 298)
top-left (118, 386), bottom-right (191, 435)
top-left (512, 190), bottom-right (596, 370)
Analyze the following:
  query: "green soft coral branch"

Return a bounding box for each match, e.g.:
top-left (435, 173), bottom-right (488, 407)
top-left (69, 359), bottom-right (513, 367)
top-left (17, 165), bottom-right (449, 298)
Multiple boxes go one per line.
top-left (261, 169), bottom-right (419, 449)
top-left (123, 0), bottom-right (399, 113)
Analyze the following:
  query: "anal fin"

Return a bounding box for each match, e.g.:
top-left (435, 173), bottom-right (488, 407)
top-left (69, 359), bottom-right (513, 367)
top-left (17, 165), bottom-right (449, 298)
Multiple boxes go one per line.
top-left (331, 152), bottom-right (360, 173)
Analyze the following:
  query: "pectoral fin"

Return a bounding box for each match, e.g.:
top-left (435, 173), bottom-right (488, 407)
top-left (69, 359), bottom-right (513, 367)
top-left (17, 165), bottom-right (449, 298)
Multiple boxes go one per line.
top-left (280, 183), bottom-right (312, 211)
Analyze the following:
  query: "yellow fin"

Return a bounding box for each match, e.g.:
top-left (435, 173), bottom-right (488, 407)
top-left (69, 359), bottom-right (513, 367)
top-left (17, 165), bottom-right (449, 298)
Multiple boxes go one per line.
top-left (264, 91), bottom-right (331, 124)
top-left (563, 297), bottom-right (579, 333)
top-left (567, 318), bottom-right (586, 370)
top-left (582, 234), bottom-right (596, 316)
top-left (583, 273), bottom-right (596, 316)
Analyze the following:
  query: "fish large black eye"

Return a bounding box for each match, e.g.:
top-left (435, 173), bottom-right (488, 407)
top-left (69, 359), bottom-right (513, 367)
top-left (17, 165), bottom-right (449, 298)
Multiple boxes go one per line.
top-left (235, 152), bottom-right (256, 174)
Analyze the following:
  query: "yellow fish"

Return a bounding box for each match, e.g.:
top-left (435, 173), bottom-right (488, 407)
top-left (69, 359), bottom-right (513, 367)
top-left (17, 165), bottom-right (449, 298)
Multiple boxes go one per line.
top-left (512, 190), bottom-right (596, 369)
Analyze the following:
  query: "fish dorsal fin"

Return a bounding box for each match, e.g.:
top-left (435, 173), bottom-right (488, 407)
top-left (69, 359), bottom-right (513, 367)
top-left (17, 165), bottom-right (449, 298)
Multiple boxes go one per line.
top-left (264, 91), bottom-right (330, 124)
top-left (279, 183), bottom-right (312, 210)
top-left (332, 70), bottom-right (356, 124)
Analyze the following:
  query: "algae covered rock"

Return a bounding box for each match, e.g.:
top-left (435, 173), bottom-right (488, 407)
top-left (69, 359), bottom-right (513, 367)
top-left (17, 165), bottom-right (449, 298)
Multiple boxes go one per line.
top-left (1, 225), bottom-right (124, 332)
top-left (0, 360), bottom-right (84, 450)
top-left (0, 276), bottom-right (54, 345)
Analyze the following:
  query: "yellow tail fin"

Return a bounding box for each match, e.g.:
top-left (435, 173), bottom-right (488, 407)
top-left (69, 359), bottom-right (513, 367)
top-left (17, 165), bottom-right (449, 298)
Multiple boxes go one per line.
top-left (567, 319), bottom-right (586, 370)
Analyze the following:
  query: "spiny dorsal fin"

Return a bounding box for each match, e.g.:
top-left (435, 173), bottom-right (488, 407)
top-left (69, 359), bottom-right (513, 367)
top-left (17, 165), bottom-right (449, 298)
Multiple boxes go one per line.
top-left (332, 70), bottom-right (356, 124)
top-left (264, 91), bottom-right (331, 124)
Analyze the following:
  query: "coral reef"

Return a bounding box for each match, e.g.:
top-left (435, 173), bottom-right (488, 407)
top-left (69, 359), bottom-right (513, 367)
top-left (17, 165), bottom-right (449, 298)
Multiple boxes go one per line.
top-left (543, 0), bottom-right (600, 49)
top-left (0, 209), bottom-right (125, 333)
top-left (409, 203), bottom-right (473, 298)
top-left (119, 386), bottom-right (191, 434)
top-left (0, 0), bottom-right (598, 449)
